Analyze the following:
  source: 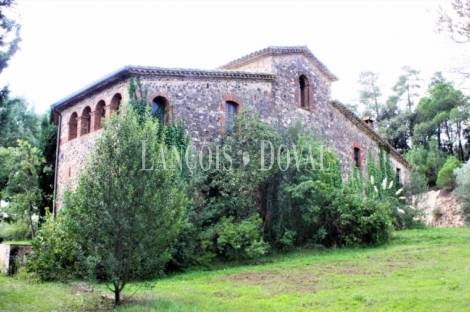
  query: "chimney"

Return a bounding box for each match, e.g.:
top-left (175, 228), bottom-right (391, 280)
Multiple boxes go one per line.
top-left (363, 116), bottom-right (374, 129)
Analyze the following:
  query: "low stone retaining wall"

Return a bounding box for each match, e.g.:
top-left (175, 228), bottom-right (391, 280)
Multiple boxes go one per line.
top-left (0, 243), bottom-right (33, 275)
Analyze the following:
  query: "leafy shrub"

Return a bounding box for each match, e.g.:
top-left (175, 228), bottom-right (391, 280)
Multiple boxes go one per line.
top-left (325, 190), bottom-right (393, 246)
top-left (453, 159), bottom-right (470, 222)
top-left (436, 156), bottom-right (461, 190)
top-left (408, 170), bottom-right (429, 196)
top-left (28, 212), bottom-right (83, 281)
top-left (200, 216), bottom-right (269, 261)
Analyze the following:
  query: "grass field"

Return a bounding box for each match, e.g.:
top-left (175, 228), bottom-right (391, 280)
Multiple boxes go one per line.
top-left (1, 227), bottom-right (469, 311)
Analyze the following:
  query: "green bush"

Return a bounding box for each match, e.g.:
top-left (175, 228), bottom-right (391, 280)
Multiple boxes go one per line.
top-left (405, 141), bottom-right (447, 186)
top-left (200, 216), bottom-right (269, 261)
top-left (324, 190), bottom-right (393, 246)
top-left (28, 212), bottom-right (83, 281)
top-left (436, 156), bottom-right (461, 190)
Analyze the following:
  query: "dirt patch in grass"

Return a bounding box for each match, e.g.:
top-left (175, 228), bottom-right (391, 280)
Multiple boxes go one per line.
top-left (218, 254), bottom-right (420, 294)
top-left (219, 270), bottom-right (326, 293)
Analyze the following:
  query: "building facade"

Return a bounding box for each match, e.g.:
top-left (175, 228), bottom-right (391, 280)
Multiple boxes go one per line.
top-left (51, 46), bottom-right (412, 211)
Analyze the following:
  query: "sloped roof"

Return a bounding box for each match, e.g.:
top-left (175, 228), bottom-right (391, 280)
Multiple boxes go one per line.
top-left (331, 100), bottom-right (412, 169)
top-left (218, 46), bottom-right (339, 81)
top-left (51, 66), bottom-right (275, 111)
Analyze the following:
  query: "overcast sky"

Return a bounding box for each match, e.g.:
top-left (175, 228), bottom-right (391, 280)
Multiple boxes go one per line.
top-left (0, 0), bottom-right (467, 114)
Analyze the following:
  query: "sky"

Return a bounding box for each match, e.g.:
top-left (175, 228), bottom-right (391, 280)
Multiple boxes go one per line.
top-left (0, 0), bottom-right (467, 114)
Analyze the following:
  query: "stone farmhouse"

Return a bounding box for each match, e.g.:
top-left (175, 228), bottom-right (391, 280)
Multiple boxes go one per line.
top-left (50, 46), bottom-right (412, 212)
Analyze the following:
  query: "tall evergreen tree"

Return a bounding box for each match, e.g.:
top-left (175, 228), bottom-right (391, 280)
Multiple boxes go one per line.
top-left (358, 71), bottom-right (382, 120)
top-left (392, 66), bottom-right (421, 111)
top-left (65, 107), bottom-right (188, 305)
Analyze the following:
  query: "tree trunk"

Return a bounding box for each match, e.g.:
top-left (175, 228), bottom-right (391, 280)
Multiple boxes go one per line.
top-left (28, 201), bottom-right (35, 239)
top-left (114, 282), bottom-right (120, 305)
top-left (437, 124), bottom-right (442, 150)
top-left (407, 86), bottom-right (412, 111)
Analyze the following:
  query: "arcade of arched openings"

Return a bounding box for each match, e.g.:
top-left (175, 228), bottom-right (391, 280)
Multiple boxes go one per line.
top-left (67, 93), bottom-right (123, 141)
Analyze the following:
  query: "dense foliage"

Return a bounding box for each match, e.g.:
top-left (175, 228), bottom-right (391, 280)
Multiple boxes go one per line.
top-left (436, 156), bottom-right (461, 190)
top-left (168, 110), bottom-right (416, 271)
top-left (31, 106), bottom-right (188, 305)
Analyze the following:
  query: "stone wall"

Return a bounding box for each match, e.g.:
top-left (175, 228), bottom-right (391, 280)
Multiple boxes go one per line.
top-left (141, 76), bottom-right (273, 144)
top-left (54, 48), bottom-right (412, 209)
top-left (0, 244), bottom-right (33, 275)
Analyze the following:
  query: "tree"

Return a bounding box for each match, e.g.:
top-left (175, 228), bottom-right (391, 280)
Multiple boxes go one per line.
top-left (0, 140), bottom-right (46, 238)
top-left (405, 140), bottom-right (447, 186)
top-left (0, 92), bottom-right (39, 148)
top-left (437, 1), bottom-right (470, 80)
top-left (64, 107), bottom-right (187, 305)
top-left (414, 82), bottom-right (468, 154)
top-left (392, 66), bottom-right (421, 111)
top-left (358, 71), bottom-right (382, 120)
top-left (376, 95), bottom-right (413, 153)
top-left (37, 114), bottom-right (57, 221)
top-left (436, 156), bottom-right (461, 190)
top-left (437, 0), bottom-right (470, 44)
top-left (0, 0), bottom-right (21, 76)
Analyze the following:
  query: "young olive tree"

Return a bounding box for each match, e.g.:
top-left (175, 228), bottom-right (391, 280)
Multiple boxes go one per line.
top-left (65, 106), bottom-right (188, 305)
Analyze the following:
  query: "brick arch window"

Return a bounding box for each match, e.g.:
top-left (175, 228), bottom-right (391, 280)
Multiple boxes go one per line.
top-left (68, 112), bottom-right (78, 140)
top-left (148, 92), bottom-right (172, 124)
top-left (221, 94), bottom-right (242, 132)
top-left (298, 75), bottom-right (310, 109)
top-left (110, 93), bottom-right (122, 113)
top-left (93, 100), bottom-right (106, 131)
top-left (80, 106), bottom-right (92, 136)
top-left (352, 142), bottom-right (362, 168)
top-left (152, 96), bottom-right (170, 124)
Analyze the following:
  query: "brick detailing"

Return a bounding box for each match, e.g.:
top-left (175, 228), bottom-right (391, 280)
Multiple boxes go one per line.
top-left (68, 112), bottom-right (78, 141)
top-left (220, 94), bottom-right (242, 132)
top-left (351, 142), bottom-right (363, 168)
top-left (149, 92), bottom-right (172, 124)
top-left (93, 100), bottom-right (106, 130)
top-left (78, 106), bottom-right (91, 137)
top-left (110, 93), bottom-right (122, 112)
top-left (52, 47), bottom-right (413, 210)
top-left (295, 73), bottom-right (314, 112)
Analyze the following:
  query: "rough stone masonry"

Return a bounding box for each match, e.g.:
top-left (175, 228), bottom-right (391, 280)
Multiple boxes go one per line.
top-left (50, 46), bottom-right (412, 211)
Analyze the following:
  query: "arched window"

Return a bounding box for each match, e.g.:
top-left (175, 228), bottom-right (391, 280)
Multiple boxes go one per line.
top-left (225, 101), bottom-right (238, 131)
top-left (298, 75), bottom-right (310, 109)
top-left (80, 106), bottom-right (91, 136)
top-left (152, 96), bottom-right (169, 125)
top-left (68, 112), bottom-right (78, 141)
top-left (221, 94), bottom-right (242, 132)
top-left (94, 100), bottom-right (106, 130)
top-left (110, 93), bottom-right (122, 113)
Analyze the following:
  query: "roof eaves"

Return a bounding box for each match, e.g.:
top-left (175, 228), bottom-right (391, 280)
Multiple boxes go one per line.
top-left (50, 66), bottom-right (275, 111)
top-left (218, 46), bottom-right (339, 81)
top-left (331, 100), bottom-right (413, 170)
top-left (50, 66), bottom-right (131, 111)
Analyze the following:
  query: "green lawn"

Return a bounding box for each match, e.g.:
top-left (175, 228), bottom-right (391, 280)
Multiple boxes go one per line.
top-left (1, 227), bottom-right (470, 311)
top-left (1, 240), bottom-right (31, 245)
